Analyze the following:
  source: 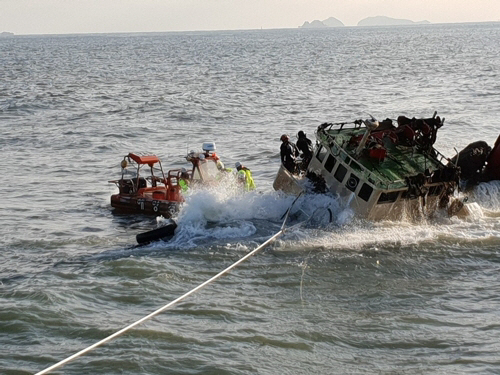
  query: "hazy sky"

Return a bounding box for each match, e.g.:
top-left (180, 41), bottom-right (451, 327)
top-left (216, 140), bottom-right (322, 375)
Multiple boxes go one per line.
top-left (1, 0), bottom-right (499, 35)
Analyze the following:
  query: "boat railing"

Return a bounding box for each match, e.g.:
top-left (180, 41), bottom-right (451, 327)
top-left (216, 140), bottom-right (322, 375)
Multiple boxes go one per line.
top-left (429, 148), bottom-right (453, 166)
top-left (320, 131), bottom-right (402, 190)
top-left (317, 123), bottom-right (455, 189)
top-left (318, 127), bottom-right (389, 186)
top-left (320, 120), bottom-right (363, 133)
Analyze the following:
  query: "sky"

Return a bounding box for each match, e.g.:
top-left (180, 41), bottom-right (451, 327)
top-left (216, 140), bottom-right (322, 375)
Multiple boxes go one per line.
top-left (1, 0), bottom-right (499, 35)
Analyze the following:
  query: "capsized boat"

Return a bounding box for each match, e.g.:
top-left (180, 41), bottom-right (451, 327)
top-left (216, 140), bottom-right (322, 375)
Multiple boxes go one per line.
top-left (109, 142), bottom-right (222, 217)
top-left (452, 134), bottom-right (500, 189)
top-left (274, 112), bottom-right (469, 220)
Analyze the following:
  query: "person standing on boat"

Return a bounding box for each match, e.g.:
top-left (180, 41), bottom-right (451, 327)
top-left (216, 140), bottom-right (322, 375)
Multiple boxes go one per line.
top-left (296, 130), bottom-right (313, 170)
top-left (280, 134), bottom-right (299, 174)
top-left (235, 162), bottom-right (256, 191)
top-left (179, 168), bottom-right (190, 193)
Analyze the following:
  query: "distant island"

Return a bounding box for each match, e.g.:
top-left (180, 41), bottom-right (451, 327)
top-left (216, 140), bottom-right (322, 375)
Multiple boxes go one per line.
top-left (1, 32), bottom-right (15, 37)
top-left (358, 16), bottom-right (430, 26)
top-left (300, 17), bottom-right (344, 28)
top-left (300, 16), bottom-right (430, 28)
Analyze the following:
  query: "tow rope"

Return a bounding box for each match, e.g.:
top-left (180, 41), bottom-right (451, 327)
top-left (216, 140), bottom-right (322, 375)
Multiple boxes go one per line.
top-left (35, 194), bottom-right (302, 375)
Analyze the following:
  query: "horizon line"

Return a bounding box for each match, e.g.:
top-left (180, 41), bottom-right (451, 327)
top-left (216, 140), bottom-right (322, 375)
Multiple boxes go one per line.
top-left (2, 20), bottom-right (499, 37)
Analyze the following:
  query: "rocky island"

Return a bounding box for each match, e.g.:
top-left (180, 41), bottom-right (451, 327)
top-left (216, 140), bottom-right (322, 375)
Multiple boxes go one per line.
top-left (300, 16), bottom-right (430, 28)
top-left (300, 17), bottom-right (344, 28)
top-left (357, 16), bottom-right (430, 26)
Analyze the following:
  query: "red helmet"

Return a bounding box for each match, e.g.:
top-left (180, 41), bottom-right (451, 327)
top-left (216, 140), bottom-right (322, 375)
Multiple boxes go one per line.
top-left (280, 134), bottom-right (289, 142)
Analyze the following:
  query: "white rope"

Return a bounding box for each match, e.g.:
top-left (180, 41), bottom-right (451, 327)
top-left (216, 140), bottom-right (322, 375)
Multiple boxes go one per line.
top-left (35, 197), bottom-right (300, 375)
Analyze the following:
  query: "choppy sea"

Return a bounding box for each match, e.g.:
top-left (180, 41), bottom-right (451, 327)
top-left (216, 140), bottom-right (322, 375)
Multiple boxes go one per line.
top-left (1, 23), bottom-right (500, 374)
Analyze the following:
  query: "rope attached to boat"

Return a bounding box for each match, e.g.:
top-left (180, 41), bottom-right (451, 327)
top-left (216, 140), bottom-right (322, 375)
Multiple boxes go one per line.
top-left (35, 194), bottom-right (302, 375)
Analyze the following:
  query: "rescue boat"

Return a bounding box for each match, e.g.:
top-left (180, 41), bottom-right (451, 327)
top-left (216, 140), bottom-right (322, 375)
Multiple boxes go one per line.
top-left (274, 112), bottom-right (471, 221)
top-left (109, 142), bottom-right (221, 217)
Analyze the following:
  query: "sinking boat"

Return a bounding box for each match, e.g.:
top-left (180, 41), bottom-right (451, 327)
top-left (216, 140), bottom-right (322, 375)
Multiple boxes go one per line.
top-left (274, 112), bottom-right (470, 220)
top-left (109, 142), bottom-right (222, 217)
top-left (452, 134), bottom-right (500, 189)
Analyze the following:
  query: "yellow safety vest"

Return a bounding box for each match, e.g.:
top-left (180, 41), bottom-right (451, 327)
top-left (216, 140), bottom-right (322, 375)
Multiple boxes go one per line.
top-left (238, 169), bottom-right (256, 191)
top-left (179, 179), bottom-right (189, 192)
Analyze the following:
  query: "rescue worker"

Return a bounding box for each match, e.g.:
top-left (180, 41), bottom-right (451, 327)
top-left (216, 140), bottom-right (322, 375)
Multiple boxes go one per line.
top-left (235, 162), bottom-right (256, 191)
top-left (216, 160), bottom-right (233, 182)
top-left (280, 134), bottom-right (299, 174)
top-left (217, 160), bottom-right (233, 173)
top-left (296, 130), bottom-right (313, 170)
top-left (179, 168), bottom-right (190, 193)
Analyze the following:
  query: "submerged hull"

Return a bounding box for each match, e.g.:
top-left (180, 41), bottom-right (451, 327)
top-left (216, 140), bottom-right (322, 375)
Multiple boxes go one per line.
top-left (484, 135), bottom-right (500, 181)
top-left (452, 134), bottom-right (500, 188)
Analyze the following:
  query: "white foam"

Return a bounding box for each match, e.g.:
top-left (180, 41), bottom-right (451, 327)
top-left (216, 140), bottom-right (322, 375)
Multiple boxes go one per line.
top-left (153, 181), bottom-right (500, 250)
top-left (471, 180), bottom-right (500, 211)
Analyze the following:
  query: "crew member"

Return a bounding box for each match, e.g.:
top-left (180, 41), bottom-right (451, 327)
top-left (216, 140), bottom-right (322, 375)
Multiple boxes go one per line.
top-left (296, 130), bottom-right (313, 170)
top-left (235, 162), bottom-right (256, 191)
top-left (179, 168), bottom-right (190, 193)
top-left (280, 134), bottom-right (299, 174)
top-left (217, 160), bottom-right (233, 173)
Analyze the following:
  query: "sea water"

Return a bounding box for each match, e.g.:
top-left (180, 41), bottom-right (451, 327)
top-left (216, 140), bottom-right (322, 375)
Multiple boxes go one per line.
top-left (1, 23), bottom-right (500, 374)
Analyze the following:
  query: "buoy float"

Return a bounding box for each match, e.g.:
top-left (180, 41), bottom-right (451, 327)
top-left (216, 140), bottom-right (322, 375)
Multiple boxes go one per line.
top-left (136, 219), bottom-right (177, 244)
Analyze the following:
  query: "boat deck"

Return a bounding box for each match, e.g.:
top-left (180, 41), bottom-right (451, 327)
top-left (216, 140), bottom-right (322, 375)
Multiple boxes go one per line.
top-left (320, 126), bottom-right (448, 190)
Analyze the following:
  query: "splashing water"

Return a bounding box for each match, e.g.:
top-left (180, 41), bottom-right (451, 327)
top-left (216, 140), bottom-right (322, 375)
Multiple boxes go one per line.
top-left (471, 180), bottom-right (500, 212)
top-left (148, 175), bottom-right (500, 252)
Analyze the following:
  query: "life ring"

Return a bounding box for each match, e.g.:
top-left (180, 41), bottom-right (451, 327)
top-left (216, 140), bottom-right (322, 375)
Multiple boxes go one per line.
top-left (347, 176), bottom-right (358, 190)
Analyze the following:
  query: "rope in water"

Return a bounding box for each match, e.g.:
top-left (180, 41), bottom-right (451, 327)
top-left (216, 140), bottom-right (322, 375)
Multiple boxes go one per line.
top-left (35, 196), bottom-right (301, 375)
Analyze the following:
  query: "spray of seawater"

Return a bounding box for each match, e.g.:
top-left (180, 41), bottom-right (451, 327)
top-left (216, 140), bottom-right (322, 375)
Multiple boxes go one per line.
top-left (150, 178), bottom-right (500, 252)
top-left (151, 179), bottom-right (347, 248)
top-left (471, 180), bottom-right (500, 212)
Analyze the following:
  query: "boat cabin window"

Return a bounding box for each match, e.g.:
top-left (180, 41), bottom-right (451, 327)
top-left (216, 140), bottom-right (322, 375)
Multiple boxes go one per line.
top-left (204, 160), bottom-right (219, 181)
top-left (401, 190), bottom-right (418, 200)
top-left (377, 191), bottom-right (400, 204)
top-left (349, 159), bottom-right (362, 172)
top-left (346, 173), bottom-right (360, 192)
top-left (196, 159), bottom-right (219, 181)
top-left (358, 183), bottom-right (373, 202)
top-left (325, 155), bottom-right (337, 173)
top-left (334, 164), bottom-right (348, 183)
top-left (316, 146), bottom-right (328, 163)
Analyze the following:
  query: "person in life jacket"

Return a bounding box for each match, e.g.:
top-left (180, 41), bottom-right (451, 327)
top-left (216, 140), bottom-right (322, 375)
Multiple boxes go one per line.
top-left (296, 130), bottom-right (313, 170)
top-left (280, 134), bottom-right (299, 174)
top-left (179, 168), bottom-right (190, 193)
top-left (216, 160), bottom-right (233, 174)
top-left (235, 162), bottom-right (256, 191)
